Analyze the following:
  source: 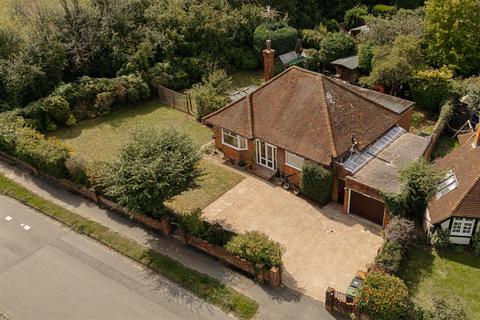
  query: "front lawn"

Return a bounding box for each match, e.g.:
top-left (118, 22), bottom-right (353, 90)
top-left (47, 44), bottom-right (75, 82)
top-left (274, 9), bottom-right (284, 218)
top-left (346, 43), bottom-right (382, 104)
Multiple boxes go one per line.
top-left (52, 100), bottom-right (243, 212)
top-left (400, 244), bottom-right (480, 319)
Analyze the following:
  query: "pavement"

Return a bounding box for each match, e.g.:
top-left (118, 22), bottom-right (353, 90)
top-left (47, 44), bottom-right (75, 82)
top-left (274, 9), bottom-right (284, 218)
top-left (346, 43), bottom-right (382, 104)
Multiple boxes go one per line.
top-left (202, 175), bottom-right (383, 301)
top-left (0, 161), bottom-right (345, 320)
top-left (0, 195), bottom-right (230, 320)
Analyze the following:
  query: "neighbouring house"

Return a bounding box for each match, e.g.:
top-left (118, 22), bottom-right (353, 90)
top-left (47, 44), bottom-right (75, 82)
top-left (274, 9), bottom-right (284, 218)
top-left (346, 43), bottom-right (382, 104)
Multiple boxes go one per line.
top-left (331, 55), bottom-right (359, 83)
top-left (424, 128), bottom-right (480, 245)
top-left (349, 25), bottom-right (370, 38)
top-left (203, 52), bottom-right (428, 227)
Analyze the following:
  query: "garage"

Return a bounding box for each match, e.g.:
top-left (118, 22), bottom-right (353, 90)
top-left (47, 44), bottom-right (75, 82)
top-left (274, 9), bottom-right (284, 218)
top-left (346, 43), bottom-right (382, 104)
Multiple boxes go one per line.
top-left (348, 190), bottom-right (385, 225)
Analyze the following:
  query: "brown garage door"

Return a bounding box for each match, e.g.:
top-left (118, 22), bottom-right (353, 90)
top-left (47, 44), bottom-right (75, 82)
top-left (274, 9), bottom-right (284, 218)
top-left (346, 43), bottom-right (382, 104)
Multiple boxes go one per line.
top-left (349, 191), bottom-right (385, 225)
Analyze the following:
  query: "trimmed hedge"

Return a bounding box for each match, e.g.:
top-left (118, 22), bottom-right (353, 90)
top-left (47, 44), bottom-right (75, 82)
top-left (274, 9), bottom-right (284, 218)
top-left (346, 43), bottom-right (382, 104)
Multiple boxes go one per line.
top-left (180, 208), bottom-right (234, 247)
top-left (300, 161), bottom-right (333, 205)
top-left (372, 4), bottom-right (397, 16)
top-left (254, 21), bottom-right (298, 57)
top-left (375, 240), bottom-right (403, 274)
top-left (0, 112), bottom-right (69, 178)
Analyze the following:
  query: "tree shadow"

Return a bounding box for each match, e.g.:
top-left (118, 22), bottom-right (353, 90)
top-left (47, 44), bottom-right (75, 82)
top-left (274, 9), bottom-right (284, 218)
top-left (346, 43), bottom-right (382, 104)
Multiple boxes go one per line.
top-left (399, 243), bottom-right (435, 297)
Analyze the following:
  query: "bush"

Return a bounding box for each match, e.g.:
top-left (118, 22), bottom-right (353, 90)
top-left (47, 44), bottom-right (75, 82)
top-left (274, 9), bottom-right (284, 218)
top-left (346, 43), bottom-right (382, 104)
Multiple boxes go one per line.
top-left (42, 95), bottom-right (76, 127)
top-left (304, 48), bottom-right (322, 71)
top-left (373, 4), bottom-right (397, 16)
top-left (409, 67), bottom-right (454, 111)
top-left (355, 272), bottom-right (408, 320)
top-left (472, 232), bottom-right (480, 255)
top-left (225, 231), bottom-right (284, 268)
top-left (431, 228), bottom-right (451, 251)
top-left (319, 32), bottom-right (356, 66)
top-left (358, 43), bottom-right (374, 74)
top-left (254, 21), bottom-right (298, 56)
top-left (384, 216), bottom-right (416, 248)
top-left (300, 161), bottom-right (333, 205)
top-left (180, 208), bottom-right (207, 238)
top-left (429, 296), bottom-right (467, 320)
top-left (375, 240), bottom-right (403, 274)
top-left (96, 129), bottom-right (200, 216)
top-left (234, 48), bottom-right (260, 71)
top-left (344, 5), bottom-right (368, 29)
top-left (299, 27), bottom-right (327, 50)
top-left (0, 113), bottom-right (70, 178)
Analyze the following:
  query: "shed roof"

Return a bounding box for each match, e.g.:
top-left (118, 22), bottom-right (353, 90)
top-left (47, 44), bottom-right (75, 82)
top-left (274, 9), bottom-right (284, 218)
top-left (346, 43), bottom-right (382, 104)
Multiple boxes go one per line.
top-left (331, 55), bottom-right (359, 70)
top-left (350, 132), bottom-right (430, 194)
top-left (204, 66), bottom-right (413, 165)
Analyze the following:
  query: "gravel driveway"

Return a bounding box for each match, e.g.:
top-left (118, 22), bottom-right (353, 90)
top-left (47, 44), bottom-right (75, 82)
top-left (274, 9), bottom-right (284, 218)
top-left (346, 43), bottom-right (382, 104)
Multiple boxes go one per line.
top-left (202, 173), bottom-right (383, 301)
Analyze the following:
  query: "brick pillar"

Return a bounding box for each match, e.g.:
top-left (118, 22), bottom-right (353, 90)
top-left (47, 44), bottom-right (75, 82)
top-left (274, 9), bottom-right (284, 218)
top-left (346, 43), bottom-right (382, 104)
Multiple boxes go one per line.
top-left (267, 266), bottom-right (281, 288)
top-left (325, 287), bottom-right (335, 312)
top-left (160, 216), bottom-right (171, 237)
top-left (474, 124), bottom-right (480, 147)
top-left (263, 40), bottom-right (276, 82)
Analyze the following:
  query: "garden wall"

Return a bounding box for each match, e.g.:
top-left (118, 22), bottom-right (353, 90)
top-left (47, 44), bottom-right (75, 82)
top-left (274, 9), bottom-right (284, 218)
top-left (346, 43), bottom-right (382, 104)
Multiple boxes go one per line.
top-left (0, 151), bottom-right (281, 288)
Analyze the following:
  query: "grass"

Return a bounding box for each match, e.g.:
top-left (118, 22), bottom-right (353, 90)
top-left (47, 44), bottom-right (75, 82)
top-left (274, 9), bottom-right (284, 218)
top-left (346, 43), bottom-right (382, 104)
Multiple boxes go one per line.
top-left (0, 173), bottom-right (258, 319)
top-left (400, 244), bottom-right (480, 319)
top-left (229, 70), bottom-right (264, 90)
top-left (430, 133), bottom-right (460, 160)
top-left (51, 100), bottom-right (243, 211)
top-left (52, 100), bottom-right (213, 162)
top-left (410, 108), bottom-right (437, 136)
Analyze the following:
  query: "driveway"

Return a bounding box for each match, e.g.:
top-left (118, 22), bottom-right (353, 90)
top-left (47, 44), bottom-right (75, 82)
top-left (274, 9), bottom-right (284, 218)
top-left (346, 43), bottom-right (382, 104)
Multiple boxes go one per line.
top-left (202, 172), bottom-right (383, 302)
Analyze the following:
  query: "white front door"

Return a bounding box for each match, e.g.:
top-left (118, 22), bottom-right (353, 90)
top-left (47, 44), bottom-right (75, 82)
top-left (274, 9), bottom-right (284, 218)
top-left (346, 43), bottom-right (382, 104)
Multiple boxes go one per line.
top-left (256, 139), bottom-right (277, 170)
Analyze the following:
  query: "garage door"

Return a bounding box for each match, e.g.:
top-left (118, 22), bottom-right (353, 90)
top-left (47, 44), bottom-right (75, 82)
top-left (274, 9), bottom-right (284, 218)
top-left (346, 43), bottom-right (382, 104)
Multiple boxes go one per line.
top-left (349, 191), bottom-right (385, 225)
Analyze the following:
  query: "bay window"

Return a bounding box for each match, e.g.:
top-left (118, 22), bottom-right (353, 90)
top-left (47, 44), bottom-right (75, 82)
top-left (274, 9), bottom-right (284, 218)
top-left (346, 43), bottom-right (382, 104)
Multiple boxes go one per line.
top-left (221, 129), bottom-right (247, 150)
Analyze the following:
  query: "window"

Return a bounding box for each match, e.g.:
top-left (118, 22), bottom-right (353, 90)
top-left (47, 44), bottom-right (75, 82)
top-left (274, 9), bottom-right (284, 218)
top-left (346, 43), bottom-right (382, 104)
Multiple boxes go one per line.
top-left (436, 170), bottom-right (458, 198)
top-left (285, 151), bottom-right (304, 170)
top-left (450, 218), bottom-right (475, 236)
top-left (221, 129), bottom-right (247, 150)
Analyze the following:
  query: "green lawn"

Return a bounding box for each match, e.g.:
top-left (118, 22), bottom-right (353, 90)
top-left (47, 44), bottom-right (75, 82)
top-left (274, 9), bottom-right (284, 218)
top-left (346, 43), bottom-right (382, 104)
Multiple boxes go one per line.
top-left (430, 133), bottom-right (460, 160)
top-left (400, 245), bottom-right (480, 319)
top-left (52, 100), bottom-right (213, 162)
top-left (52, 100), bottom-right (243, 212)
top-left (410, 109), bottom-right (437, 136)
top-left (229, 70), bottom-right (264, 90)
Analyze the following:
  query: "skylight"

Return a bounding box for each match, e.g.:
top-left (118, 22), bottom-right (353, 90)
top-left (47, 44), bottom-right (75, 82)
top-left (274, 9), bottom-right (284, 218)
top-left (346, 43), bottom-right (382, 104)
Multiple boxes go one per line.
top-left (342, 126), bottom-right (405, 173)
top-left (436, 170), bottom-right (458, 198)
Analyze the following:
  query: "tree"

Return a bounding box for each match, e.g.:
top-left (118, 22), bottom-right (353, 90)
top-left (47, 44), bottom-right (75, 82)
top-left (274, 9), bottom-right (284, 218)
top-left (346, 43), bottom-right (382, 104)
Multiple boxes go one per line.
top-left (190, 68), bottom-right (232, 119)
top-left (409, 67), bottom-right (454, 111)
top-left (344, 5), bottom-right (368, 29)
top-left (358, 43), bottom-right (374, 74)
top-left (319, 32), bottom-right (356, 66)
top-left (355, 273), bottom-right (409, 320)
top-left (254, 21), bottom-right (298, 56)
top-left (425, 0), bottom-right (480, 75)
top-left (97, 129), bottom-right (200, 216)
top-left (399, 159), bottom-right (441, 221)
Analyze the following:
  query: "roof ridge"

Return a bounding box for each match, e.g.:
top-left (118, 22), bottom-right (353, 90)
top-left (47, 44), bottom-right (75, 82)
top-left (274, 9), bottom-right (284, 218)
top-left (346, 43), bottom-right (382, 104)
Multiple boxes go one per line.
top-left (324, 76), bottom-right (408, 115)
top-left (319, 76), bottom-right (339, 158)
top-left (451, 172), bottom-right (480, 216)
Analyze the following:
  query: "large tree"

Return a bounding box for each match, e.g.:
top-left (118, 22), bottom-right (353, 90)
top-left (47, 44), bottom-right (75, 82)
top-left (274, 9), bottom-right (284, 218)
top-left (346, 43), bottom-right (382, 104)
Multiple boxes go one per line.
top-left (425, 0), bottom-right (480, 75)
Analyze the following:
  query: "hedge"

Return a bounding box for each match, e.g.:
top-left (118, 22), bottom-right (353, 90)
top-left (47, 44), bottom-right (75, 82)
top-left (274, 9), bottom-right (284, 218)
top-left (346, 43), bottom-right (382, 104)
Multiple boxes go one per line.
top-left (409, 67), bottom-right (454, 111)
top-left (0, 112), bottom-right (70, 178)
top-left (300, 161), bottom-right (333, 205)
top-left (372, 4), bottom-right (397, 16)
top-left (254, 21), bottom-right (298, 57)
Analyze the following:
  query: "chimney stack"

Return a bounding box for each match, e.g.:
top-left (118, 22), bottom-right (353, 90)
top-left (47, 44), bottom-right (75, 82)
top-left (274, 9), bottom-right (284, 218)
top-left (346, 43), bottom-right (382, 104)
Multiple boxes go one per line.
top-left (263, 39), bottom-right (275, 82)
top-left (474, 124), bottom-right (480, 147)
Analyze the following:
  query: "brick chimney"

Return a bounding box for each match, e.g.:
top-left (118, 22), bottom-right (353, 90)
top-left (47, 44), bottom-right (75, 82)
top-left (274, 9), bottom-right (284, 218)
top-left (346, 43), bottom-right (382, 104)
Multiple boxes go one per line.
top-left (474, 124), bottom-right (480, 147)
top-left (263, 39), bottom-right (275, 82)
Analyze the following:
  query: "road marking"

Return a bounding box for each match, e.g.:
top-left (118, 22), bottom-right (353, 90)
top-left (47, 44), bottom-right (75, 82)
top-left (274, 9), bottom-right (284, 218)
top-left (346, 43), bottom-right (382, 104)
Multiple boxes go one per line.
top-left (5, 216), bottom-right (13, 221)
top-left (23, 225), bottom-right (31, 230)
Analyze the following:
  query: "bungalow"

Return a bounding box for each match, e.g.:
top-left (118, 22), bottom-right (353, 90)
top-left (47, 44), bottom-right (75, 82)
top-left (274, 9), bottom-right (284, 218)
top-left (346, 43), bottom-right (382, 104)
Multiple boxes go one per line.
top-left (424, 128), bottom-right (480, 245)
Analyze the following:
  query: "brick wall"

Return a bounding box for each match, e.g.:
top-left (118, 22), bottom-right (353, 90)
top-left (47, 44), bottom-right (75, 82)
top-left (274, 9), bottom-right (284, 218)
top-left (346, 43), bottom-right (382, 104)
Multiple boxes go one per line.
top-left (397, 107), bottom-right (414, 131)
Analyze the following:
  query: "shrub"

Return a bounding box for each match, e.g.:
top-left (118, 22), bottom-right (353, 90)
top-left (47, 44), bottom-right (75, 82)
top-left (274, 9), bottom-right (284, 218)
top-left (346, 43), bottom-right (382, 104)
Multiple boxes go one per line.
top-left (430, 228), bottom-right (450, 251)
top-left (382, 191), bottom-right (407, 217)
top-left (299, 26), bottom-right (327, 50)
top-left (355, 272), bottom-right (408, 320)
top-left (373, 4), bottom-right (397, 16)
top-left (234, 48), bottom-right (260, 71)
top-left (375, 240), bottom-right (403, 274)
top-left (384, 216), bottom-right (417, 248)
top-left (472, 232), bottom-right (480, 255)
top-left (225, 231), bottom-right (284, 268)
top-left (254, 21), bottom-right (298, 56)
top-left (304, 48), bottom-right (322, 71)
top-left (358, 43), bottom-right (374, 74)
top-left (65, 156), bottom-right (90, 186)
top-left (344, 5), bottom-right (368, 29)
top-left (429, 296), bottom-right (467, 320)
top-left (319, 32), bottom-right (356, 66)
top-left (409, 67), bottom-right (454, 111)
top-left (42, 95), bottom-right (76, 127)
top-left (96, 129), bottom-right (200, 216)
top-left (300, 161), bottom-right (333, 205)
top-left (180, 208), bottom-right (207, 238)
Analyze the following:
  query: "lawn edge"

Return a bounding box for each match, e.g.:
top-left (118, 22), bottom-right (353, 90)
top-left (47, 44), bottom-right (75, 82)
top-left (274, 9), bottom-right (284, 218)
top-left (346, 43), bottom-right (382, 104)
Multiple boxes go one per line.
top-left (0, 173), bottom-right (258, 319)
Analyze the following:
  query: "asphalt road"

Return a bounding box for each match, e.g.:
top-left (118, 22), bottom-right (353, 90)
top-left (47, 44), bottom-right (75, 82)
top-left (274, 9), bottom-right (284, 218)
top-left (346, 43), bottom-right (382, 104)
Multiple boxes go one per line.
top-left (0, 195), bottom-right (231, 320)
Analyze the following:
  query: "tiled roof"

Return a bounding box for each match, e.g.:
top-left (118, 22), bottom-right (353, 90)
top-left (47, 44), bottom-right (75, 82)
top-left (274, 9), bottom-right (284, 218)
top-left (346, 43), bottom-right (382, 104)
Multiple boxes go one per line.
top-left (428, 140), bottom-right (480, 223)
top-left (203, 66), bottom-right (411, 165)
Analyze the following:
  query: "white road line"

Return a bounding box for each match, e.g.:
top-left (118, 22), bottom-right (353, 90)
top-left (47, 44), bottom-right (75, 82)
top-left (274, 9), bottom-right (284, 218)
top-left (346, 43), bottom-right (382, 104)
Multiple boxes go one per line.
top-left (23, 225), bottom-right (31, 230)
top-left (5, 216), bottom-right (13, 221)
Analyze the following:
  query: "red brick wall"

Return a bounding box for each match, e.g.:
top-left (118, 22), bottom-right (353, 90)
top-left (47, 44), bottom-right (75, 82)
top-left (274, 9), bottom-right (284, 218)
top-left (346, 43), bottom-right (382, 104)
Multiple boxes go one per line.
top-left (397, 107), bottom-right (414, 131)
top-left (213, 126), bottom-right (252, 163)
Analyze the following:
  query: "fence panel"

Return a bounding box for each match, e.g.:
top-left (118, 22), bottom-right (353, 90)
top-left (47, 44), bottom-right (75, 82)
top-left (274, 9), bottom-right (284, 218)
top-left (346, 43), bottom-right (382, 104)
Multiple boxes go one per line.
top-left (157, 85), bottom-right (196, 116)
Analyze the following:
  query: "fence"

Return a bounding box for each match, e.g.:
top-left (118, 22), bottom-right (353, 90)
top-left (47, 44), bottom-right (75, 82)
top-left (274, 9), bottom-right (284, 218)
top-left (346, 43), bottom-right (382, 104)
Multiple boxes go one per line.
top-left (157, 84), bottom-right (197, 116)
top-left (325, 287), bottom-right (371, 320)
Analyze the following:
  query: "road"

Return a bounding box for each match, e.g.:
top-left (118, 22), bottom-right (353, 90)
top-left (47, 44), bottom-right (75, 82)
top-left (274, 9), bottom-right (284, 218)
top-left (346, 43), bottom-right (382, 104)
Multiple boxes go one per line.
top-left (0, 195), bottom-right (231, 320)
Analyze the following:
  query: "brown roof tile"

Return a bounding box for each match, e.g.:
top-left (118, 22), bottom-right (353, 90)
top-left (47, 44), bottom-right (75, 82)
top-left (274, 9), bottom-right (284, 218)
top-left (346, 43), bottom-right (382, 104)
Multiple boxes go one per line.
top-left (428, 142), bottom-right (480, 223)
top-left (204, 66), bottom-right (410, 165)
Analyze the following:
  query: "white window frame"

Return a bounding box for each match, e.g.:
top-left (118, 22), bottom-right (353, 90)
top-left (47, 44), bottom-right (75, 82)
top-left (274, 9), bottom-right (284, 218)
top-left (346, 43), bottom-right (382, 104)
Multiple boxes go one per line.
top-left (285, 151), bottom-right (304, 171)
top-left (436, 170), bottom-right (458, 199)
top-left (450, 217), bottom-right (475, 236)
top-left (221, 129), bottom-right (247, 151)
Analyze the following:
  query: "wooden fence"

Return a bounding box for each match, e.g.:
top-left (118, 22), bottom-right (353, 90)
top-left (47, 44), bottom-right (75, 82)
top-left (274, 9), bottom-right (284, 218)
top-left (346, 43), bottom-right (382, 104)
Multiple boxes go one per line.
top-left (157, 84), bottom-right (196, 116)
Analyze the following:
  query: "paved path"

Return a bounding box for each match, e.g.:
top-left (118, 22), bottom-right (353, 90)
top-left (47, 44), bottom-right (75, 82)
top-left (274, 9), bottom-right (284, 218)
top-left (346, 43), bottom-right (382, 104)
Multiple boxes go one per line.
top-left (203, 176), bottom-right (383, 301)
top-left (0, 195), bottom-right (230, 320)
top-left (0, 161), bottom-right (345, 320)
